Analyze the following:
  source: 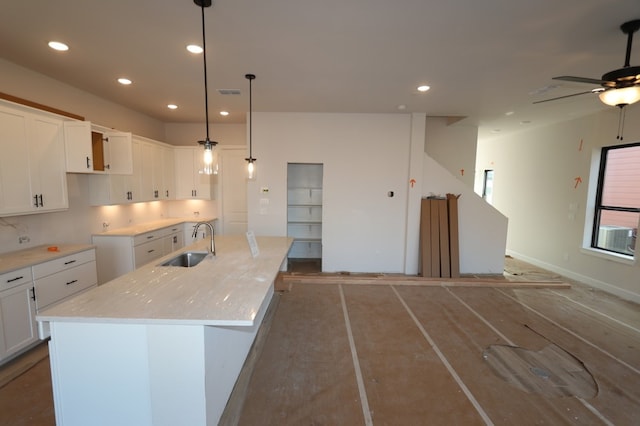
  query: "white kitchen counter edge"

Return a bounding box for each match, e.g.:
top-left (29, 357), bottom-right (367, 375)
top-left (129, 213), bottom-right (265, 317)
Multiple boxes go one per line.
top-left (36, 235), bottom-right (292, 327)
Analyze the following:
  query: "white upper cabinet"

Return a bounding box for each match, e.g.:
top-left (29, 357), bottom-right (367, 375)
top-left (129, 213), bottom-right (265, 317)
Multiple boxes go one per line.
top-left (140, 140), bottom-right (166, 201)
top-left (0, 102), bottom-right (68, 217)
top-left (174, 147), bottom-right (213, 200)
top-left (162, 147), bottom-right (175, 200)
top-left (63, 121), bottom-right (93, 172)
top-left (104, 131), bottom-right (133, 174)
top-left (63, 120), bottom-right (132, 175)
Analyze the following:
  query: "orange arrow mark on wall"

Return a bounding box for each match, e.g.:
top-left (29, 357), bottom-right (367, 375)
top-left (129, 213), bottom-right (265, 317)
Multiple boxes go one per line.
top-left (409, 178), bottom-right (416, 188)
top-left (574, 176), bottom-right (582, 188)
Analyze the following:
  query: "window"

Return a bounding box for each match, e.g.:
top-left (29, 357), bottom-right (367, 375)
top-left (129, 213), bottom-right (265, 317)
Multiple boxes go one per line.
top-left (591, 142), bottom-right (640, 256)
top-left (482, 169), bottom-right (494, 204)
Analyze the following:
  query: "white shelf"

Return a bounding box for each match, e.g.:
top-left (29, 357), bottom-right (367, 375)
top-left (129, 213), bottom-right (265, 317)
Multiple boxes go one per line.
top-left (287, 163), bottom-right (323, 260)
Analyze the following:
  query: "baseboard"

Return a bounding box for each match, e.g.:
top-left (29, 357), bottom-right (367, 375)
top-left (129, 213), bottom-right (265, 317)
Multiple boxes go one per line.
top-left (507, 250), bottom-right (640, 304)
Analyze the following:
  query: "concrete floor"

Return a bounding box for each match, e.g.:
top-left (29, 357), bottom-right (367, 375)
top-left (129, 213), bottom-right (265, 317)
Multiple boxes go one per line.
top-left (1, 258), bottom-right (639, 425)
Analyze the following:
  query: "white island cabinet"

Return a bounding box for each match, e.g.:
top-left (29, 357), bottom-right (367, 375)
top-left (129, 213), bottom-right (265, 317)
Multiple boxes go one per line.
top-left (38, 235), bottom-right (292, 426)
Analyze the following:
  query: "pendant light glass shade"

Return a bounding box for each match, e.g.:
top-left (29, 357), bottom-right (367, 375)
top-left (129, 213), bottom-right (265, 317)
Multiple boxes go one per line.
top-left (598, 86), bottom-right (640, 106)
top-left (194, 0), bottom-right (217, 175)
top-left (203, 142), bottom-right (214, 175)
top-left (247, 159), bottom-right (255, 180)
top-left (245, 73), bottom-right (257, 180)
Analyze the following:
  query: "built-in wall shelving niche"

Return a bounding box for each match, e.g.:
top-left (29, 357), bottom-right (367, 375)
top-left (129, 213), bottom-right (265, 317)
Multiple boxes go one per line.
top-left (286, 163), bottom-right (323, 268)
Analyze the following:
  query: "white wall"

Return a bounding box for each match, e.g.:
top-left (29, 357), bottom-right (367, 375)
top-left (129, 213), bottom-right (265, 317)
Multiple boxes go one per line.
top-left (425, 117), bottom-right (478, 189)
top-left (0, 59), bottom-right (166, 141)
top-left (164, 123), bottom-right (245, 147)
top-left (423, 154), bottom-right (508, 274)
top-left (476, 106), bottom-right (640, 302)
top-left (247, 113), bottom-right (412, 273)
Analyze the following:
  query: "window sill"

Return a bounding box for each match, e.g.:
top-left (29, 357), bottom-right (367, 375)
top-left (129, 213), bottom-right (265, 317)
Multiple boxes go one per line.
top-left (580, 247), bottom-right (636, 265)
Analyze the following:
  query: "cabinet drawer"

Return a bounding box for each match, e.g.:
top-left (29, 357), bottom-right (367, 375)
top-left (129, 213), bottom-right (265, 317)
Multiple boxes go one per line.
top-left (289, 241), bottom-right (322, 258)
top-left (287, 223), bottom-right (322, 239)
top-left (287, 206), bottom-right (322, 222)
top-left (133, 229), bottom-right (169, 246)
top-left (34, 261), bottom-right (97, 310)
top-left (134, 238), bottom-right (165, 268)
top-left (1, 267), bottom-right (33, 291)
top-left (32, 249), bottom-right (96, 279)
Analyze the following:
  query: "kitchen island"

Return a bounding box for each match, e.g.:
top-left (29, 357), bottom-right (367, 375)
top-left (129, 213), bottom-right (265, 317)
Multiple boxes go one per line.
top-left (37, 234), bottom-right (293, 426)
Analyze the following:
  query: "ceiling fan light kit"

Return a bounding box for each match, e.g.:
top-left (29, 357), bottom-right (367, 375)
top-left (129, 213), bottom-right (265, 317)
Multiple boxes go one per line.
top-left (542, 19), bottom-right (640, 107)
top-left (598, 85), bottom-right (640, 107)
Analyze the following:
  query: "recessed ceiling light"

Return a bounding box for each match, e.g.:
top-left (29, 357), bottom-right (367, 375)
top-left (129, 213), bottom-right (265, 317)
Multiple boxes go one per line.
top-left (520, 120), bottom-right (531, 125)
top-left (117, 78), bottom-right (132, 85)
top-left (397, 104), bottom-right (407, 110)
top-left (186, 44), bottom-right (203, 54)
top-left (167, 104), bottom-right (178, 110)
top-left (417, 85), bottom-right (430, 92)
top-left (219, 111), bottom-right (229, 116)
top-left (491, 129), bottom-right (501, 133)
top-left (505, 111), bottom-right (514, 116)
top-left (48, 41), bottom-right (69, 51)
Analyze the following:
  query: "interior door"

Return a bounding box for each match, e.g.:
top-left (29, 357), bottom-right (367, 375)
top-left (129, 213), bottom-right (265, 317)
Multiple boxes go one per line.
top-left (219, 147), bottom-right (248, 234)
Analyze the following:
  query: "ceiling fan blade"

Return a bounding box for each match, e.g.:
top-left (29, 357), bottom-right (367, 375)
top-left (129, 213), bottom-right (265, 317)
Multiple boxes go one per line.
top-left (533, 90), bottom-right (596, 104)
top-left (552, 76), bottom-right (604, 85)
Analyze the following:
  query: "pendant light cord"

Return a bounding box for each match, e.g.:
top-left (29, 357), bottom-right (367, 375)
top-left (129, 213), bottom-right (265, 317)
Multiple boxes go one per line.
top-left (200, 3), bottom-right (210, 141)
top-left (249, 76), bottom-right (253, 158)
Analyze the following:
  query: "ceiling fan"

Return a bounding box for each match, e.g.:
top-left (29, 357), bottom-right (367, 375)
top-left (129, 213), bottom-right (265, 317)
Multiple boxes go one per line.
top-left (535, 19), bottom-right (640, 107)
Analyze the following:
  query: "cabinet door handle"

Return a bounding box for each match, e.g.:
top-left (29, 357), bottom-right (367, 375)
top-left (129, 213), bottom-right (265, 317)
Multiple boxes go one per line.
top-left (66, 279), bottom-right (78, 286)
top-left (39, 194), bottom-right (44, 207)
top-left (34, 194), bottom-right (39, 207)
top-left (166, 190), bottom-right (169, 197)
top-left (86, 156), bottom-right (91, 169)
top-left (30, 287), bottom-right (36, 301)
top-left (147, 249), bottom-right (155, 254)
top-left (106, 163), bottom-right (111, 170)
top-left (64, 259), bottom-right (77, 265)
top-left (7, 275), bottom-right (24, 283)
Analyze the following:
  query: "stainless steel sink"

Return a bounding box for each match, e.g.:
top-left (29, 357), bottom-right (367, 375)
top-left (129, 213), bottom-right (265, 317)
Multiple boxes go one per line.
top-left (159, 251), bottom-right (209, 267)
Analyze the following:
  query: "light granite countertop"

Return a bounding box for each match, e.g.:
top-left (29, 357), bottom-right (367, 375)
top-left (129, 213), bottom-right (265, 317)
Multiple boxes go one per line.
top-left (93, 216), bottom-right (216, 237)
top-left (0, 244), bottom-right (95, 275)
top-left (36, 235), bottom-right (293, 327)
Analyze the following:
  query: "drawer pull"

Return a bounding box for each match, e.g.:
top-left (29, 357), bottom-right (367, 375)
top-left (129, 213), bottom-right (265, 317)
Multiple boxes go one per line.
top-left (64, 260), bottom-right (77, 265)
top-left (147, 249), bottom-right (155, 254)
top-left (147, 235), bottom-right (154, 239)
top-left (66, 279), bottom-right (78, 286)
top-left (7, 275), bottom-right (24, 283)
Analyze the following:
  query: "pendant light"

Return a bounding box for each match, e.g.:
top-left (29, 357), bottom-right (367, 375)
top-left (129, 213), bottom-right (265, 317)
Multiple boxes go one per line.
top-left (194, 0), bottom-right (217, 175)
top-left (245, 73), bottom-right (257, 180)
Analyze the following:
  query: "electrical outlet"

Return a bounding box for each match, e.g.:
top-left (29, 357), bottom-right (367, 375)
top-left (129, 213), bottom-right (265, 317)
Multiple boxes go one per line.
top-left (18, 235), bottom-right (30, 244)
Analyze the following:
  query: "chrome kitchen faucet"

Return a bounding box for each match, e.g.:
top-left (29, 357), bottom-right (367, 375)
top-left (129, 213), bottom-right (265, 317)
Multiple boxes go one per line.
top-left (193, 222), bottom-right (216, 256)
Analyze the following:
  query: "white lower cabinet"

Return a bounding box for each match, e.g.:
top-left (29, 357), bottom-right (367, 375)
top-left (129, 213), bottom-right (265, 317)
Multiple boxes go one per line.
top-left (32, 249), bottom-right (97, 339)
top-left (32, 250), bottom-right (97, 311)
top-left (0, 247), bottom-right (97, 362)
top-left (92, 224), bottom-right (185, 284)
top-left (0, 268), bottom-right (37, 362)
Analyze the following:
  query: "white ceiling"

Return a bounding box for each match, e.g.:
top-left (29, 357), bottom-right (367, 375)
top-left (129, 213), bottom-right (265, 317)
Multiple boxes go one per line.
top-left (1, 0), bottom-right (639, 140)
